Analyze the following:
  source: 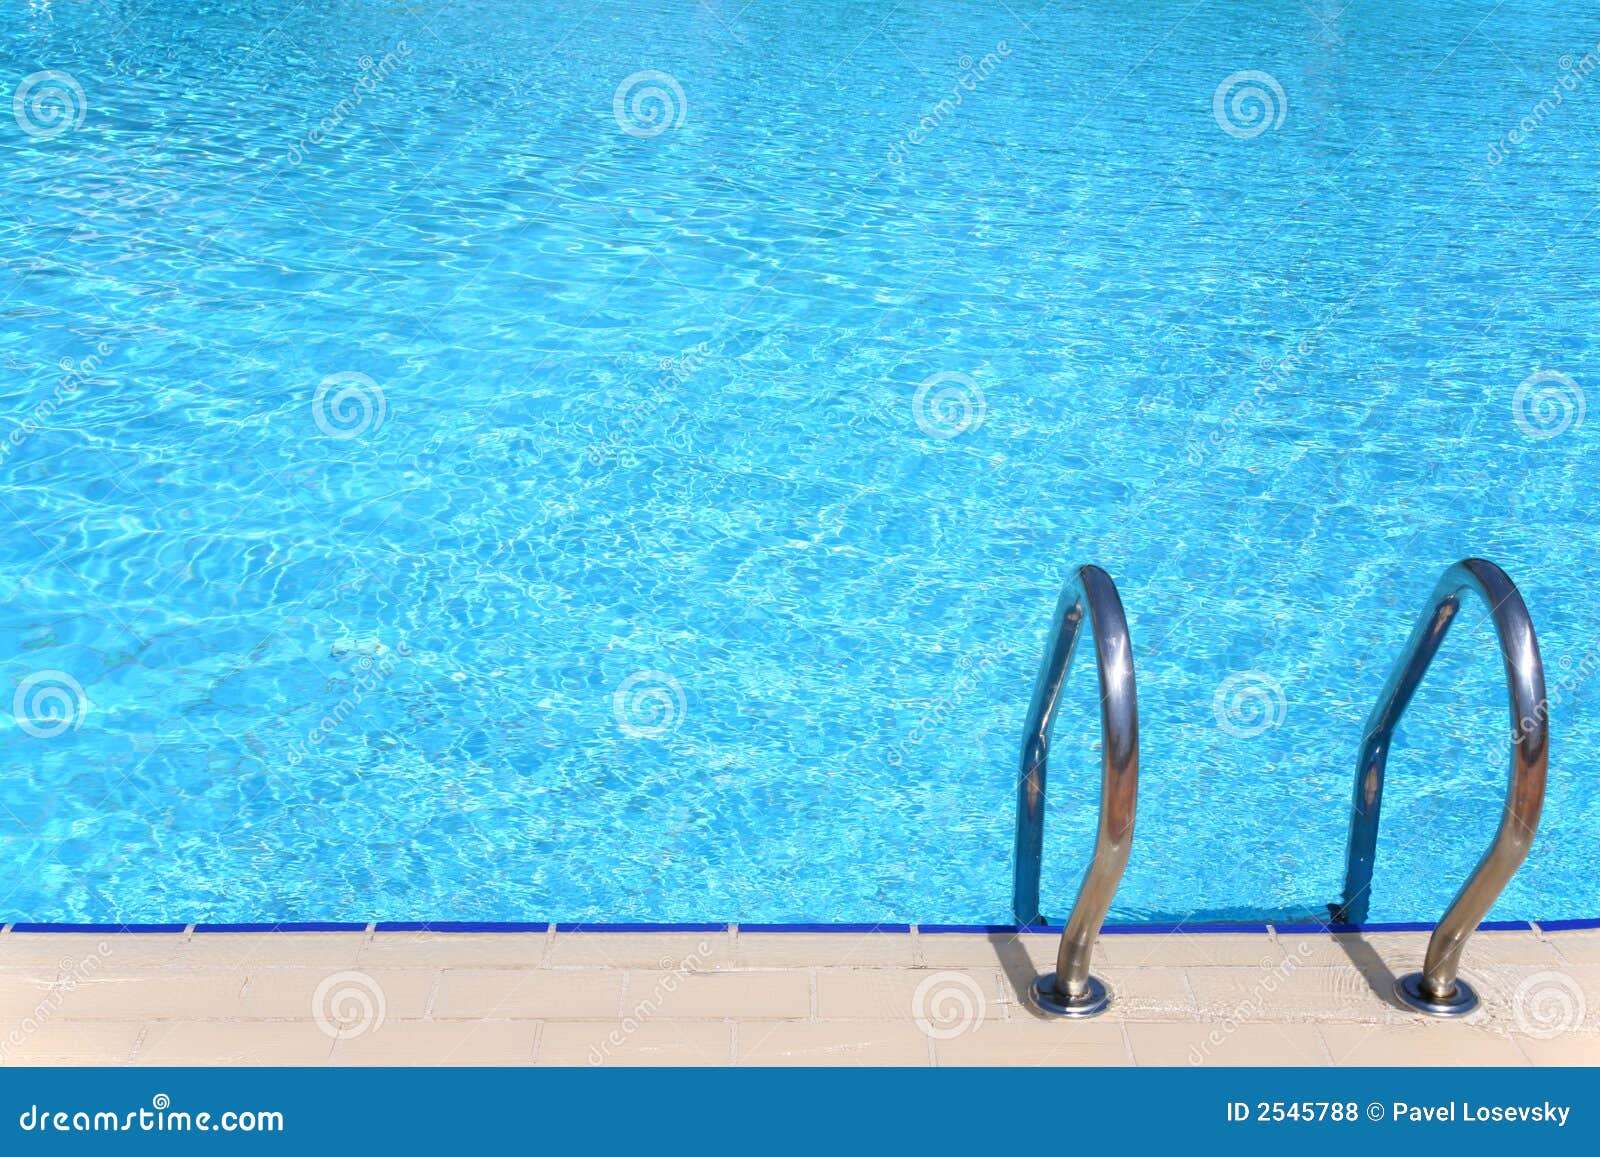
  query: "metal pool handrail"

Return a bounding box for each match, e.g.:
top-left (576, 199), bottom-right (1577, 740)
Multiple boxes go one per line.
top-left (1335, 558), bottom-right (1548, 1017)
top-left (1013, 564), bottom-right (1139, 1017)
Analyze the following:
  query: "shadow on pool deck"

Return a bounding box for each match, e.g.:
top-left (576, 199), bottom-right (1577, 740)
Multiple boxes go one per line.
top-left (988, 933), bottom-right (1048, 1018)
top-left (1333, 932), bottom-right (1401, 1007)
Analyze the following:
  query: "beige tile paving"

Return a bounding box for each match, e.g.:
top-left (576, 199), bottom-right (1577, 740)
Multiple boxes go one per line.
top-left (137, 1020), bottom-right (335, 1065)
top-left (737, 1021), bottom-right (931, 1066)
top-left (0, 934), bottom-right (176, 973)
top-left (178, 934), bottom-right (367, 970)
top-left (918, 932), bottom-right (1107, 973)
top-left (1547, 929), bottom-right (1600, 965)
top-left (1101, 931), bottom-right (1280, 969)
top-left (3, 974), bottom-right (249, 1020)
top-left (332, 1021), bottom-right (537, 1066)
top-left (1278, 930), bottom-right (1563, 971)
top-left (362, 932), bottom-right (550, 969)
top-left (1187, 965), bottom-right (1410, 1025)
top-left (1512, 1031), bottom-right (1600, 1065)
top-left (1474, 961), bottom-right (1600, 1016)
top-left (1321, 1022), bottom-right (1529, 1066)
top-left (0, 975), bottom-right (57, 1019)
top-left (934, 1018), bottom-right (1129, 1066)
top-left (816, 968), bottom-right (1007, 1021)
top-left (1095, 967), bottom-right (1197, 1021)
top-left (431, 968), bottom-right (622, 1019)
top-left (539, 1021), bottom-right (732, 1066)
top-left (622, 969), bottom-right (809, 1020)
top-left (1127, 1021), bottom-right (1329, 1066)
top-left (0, 927), bottom-right (1592, 1066)
top-left (0, 1020), bottom-right (145, 1065)
top-left (547, 932), bottom-right (727, 970)
top-left (238, 969), bottom-right (433, 1020)
top-left (734, 933), bottom-right (916, 968)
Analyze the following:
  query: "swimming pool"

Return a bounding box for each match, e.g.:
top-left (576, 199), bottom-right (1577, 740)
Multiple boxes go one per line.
top-left (2, 0), bottom-right (1596, 926)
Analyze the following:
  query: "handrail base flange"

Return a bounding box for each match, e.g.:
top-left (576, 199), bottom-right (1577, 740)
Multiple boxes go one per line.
top-left (1394, 972), bottom-right (1478, 1018)
top-left (1031, 973), bottom-right (1110, 1018)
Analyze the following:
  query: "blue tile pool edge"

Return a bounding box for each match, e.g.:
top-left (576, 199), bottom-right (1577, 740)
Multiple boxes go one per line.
top-left (375, 921), bottom-right (551, 933)
top-left (6, 923), bottom-right (189, 934)
top-left (3, 918), bottom-right (1596, 934)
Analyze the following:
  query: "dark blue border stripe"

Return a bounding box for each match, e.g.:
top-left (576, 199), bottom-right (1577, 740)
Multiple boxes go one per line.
top-left (193, 922), bottom-right (369, 933)
top-left (1103, 921), bottom-right (1272, 935)
top-left (373, 921), bottom-right (549, 933)
top-left (8, 922), bottom-right (187, 934)
top-left (737, 922), bottom-right (912, 934)
top-left (553, 922), bottom-right (727, 933)
top-left (1273, 919), bottom-right (1535, 934)
top-left (919, 922), bottom-right (1271, 935)
top-left (3, 917), bottom-right (1589, 935)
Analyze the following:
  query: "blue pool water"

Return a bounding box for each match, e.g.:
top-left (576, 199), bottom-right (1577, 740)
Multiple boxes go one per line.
top-left (2, 1), bottom-right (1596, 925)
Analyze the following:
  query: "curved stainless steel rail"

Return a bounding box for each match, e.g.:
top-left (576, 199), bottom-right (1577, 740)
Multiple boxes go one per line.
top-left (1013, 564), bottom-right (1139, 1017)
top-left (1335, 558), bottom-right (1548, 1016)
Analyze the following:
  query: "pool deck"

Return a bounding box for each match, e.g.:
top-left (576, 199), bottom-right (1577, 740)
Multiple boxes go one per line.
top-left (1, 925), bottom-right (1596, 1066)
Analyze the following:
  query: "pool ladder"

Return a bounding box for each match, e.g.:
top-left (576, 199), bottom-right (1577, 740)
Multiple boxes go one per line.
top-left (1012, 558), bottom-right (1547, 1020)
top-left (1332, 558), bottom-right (1548, 1016)
top-left (1012, 565), bottom-right (1137, 1017)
